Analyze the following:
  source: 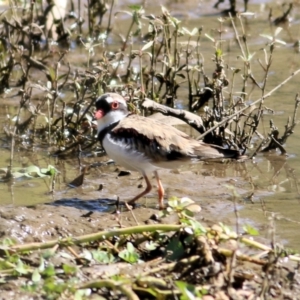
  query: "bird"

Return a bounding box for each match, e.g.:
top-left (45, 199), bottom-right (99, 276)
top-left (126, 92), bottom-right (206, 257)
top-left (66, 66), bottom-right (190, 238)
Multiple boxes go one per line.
top-left (94, 93), bottom-right (241, 209)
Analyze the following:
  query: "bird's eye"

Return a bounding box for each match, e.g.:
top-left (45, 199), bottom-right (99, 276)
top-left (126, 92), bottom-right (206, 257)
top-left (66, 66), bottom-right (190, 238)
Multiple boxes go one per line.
top-left (111, 101), bottom-right (119, 109)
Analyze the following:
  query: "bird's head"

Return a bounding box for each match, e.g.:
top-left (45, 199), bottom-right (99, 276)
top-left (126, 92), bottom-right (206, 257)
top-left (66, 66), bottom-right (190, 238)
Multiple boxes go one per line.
top-left (94, 93), bottom-right (129, 133)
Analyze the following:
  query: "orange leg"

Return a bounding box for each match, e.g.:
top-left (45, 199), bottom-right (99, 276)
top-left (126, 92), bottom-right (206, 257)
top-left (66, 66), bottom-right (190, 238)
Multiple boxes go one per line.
top-left (154, 171), bottom-right (165, 209)
top-left (127, 173), bottom-right (152, 206)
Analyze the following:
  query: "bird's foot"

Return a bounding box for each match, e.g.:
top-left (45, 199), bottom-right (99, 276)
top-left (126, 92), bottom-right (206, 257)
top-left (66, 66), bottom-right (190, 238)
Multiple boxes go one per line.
top-left (158, 203), bottom-right (165, 210)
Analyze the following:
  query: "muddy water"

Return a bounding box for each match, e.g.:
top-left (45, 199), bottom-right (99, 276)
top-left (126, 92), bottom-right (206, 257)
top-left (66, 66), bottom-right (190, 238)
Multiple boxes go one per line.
top-left (1, 0), bottom-right (300, 249)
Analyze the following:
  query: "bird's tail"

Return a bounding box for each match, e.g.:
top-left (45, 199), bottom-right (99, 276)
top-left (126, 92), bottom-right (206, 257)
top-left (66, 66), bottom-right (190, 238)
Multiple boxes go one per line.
top-left (194, 142), bottom-right (244, 160)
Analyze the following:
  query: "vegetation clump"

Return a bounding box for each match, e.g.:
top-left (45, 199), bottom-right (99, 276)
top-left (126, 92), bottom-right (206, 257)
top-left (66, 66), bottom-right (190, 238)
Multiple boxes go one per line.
top-left (0, 197), bottom-right (299, 299)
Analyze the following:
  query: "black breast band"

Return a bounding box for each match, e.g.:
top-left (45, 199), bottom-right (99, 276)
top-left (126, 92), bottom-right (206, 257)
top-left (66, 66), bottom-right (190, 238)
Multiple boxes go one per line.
top-left (98, 121), bottom-right (120, 144)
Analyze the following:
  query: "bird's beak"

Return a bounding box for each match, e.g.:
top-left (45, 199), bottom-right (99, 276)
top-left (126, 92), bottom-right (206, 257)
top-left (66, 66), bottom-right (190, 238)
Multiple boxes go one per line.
top-left (95, 109), bottom-right (104, 120)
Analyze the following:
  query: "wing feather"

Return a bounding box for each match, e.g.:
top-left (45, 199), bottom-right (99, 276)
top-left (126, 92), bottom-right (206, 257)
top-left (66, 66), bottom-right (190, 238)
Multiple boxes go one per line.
top-left (110, 114), bottom-right (239, 163)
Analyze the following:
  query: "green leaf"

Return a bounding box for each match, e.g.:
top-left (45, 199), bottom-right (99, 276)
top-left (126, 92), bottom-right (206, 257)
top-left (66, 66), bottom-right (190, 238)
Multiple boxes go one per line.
top-left (161, 5), bottom-right (170, 16)
top-left (169, 16), bottom-right (181, 27)
top-left (15, 259), bottom-right (29, 275)
top-left (180, 197), bottom-right (194, 207)
top-left (42, 249), bottom-right (55, 259)
top-left (216, 48), bottom-right (222, 58)
top-left (48, 67), bottom-right (56, 81)
top-left (38, 257), bottom-right (45, 272)
top-left (92, 250), bottom-right (115, 264)
top-left (132, 27), bottom-right (141, 36)
top-left (231, 67), bottom-right (241, 74)
top-left (32, 269), bottom-right (41, 282)
top-left (114, 10), bottom-right (133, 18)
top-left (189, 220), bottom-right (206, 236)
top-left (247, 52), bottom-right (256, 61)
top-left (175, 73), bottom-right (186, 79)
top-left (274, 27), bottom-right (283, 37)
top-left (182, 27), bottom-right (191, 35)
top-left (243, 224), bottom-right (259, 236)
top-left (62, 264), bottom-right (77, 275)
top-left (127, 242), bottom-right (135, 252)
top-left (22, 283), bottom-right (38, 292)
top-left (119, 242), bottom-right (140, 264)
top-left (141, 40), bottom-right (154, 51)
top-left (42, 265), bottom-right (56, 277)
top-left (58, 73), bottom-right (67, 81)
top-left (219, 223), bottom-right (232, 235)
top-left (182, 27), bottom-right (198, 36)
top-left (168, 197), bottom-right (179, 208)
top-left (26, 165), bottom-right (45, 177)
top-left (240, 12), bottom-right (256, 17)
top-left (274, 38), bottom-right (286, 45)
top-left (74, 81), bottom-right (81, 91)
top-left (190, 27), bottom-right (198, 36)
top-left (0, 165), bottom-right (58, 181)
top-left (41, 165), bottom-right (57, 176)
top-left (0, 237), bottom-right (15, 247)
top-left (205, 33), bottom-right (215, 42)
top-left (43, 278), bottom-right (66, 294)
top-left (260, 33), bottom-right (272, 41)
top-left (166, 237), bottom-right (185, 261)
top-left (128, 4), bottom-right (142, 11)
top-left (175, 280), bottom-right (204, 299)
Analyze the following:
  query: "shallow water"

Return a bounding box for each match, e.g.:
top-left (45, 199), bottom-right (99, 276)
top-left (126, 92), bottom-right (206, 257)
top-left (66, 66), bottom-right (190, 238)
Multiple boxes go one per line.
top-left (1, 0), bottom-right (300, 249)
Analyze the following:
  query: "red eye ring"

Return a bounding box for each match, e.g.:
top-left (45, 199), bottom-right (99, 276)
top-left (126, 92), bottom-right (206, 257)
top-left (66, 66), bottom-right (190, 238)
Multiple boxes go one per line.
top-left (111, 101), bottom-right (119, 109)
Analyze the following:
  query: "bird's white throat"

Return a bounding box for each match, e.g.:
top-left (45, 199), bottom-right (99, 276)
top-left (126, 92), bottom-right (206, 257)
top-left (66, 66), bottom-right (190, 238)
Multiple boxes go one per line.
top-left (97, 109), bottom-right (127, 134)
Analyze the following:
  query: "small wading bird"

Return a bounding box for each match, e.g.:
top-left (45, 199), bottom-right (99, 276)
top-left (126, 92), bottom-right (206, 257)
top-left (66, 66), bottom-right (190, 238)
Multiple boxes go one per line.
top-left (95, 93), bottom-right (241, 209)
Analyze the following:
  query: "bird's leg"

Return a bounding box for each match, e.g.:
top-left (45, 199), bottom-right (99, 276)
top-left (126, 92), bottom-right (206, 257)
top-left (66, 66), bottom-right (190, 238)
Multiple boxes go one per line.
top-left (127, 173), bottom-right (152, 206)
top-left (154, 171), bottom-right (165, 209)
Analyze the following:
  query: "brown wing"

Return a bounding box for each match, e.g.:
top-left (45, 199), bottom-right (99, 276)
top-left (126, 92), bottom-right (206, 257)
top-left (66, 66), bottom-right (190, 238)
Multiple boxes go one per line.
top-left (110, 114), bottom-right (239, 163)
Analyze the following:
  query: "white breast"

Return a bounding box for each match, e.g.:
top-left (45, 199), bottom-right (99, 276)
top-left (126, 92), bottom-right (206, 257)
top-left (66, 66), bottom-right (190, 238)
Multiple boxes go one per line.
top-left (102, 134), bottom-right (158, 175)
